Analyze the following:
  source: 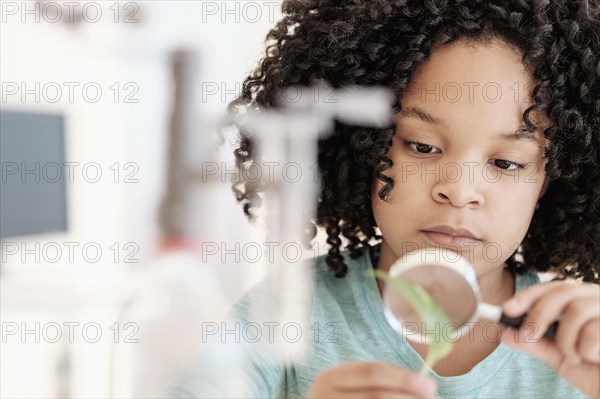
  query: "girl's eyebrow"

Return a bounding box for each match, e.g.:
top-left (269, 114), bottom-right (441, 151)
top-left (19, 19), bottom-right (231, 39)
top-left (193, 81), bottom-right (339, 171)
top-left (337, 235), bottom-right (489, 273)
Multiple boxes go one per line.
top-left (398, 106), bottom-right (448, 128)
top-left (398, 105), bottom-right (543, 149)
top-left (498, 130), bottom-right (544, 149)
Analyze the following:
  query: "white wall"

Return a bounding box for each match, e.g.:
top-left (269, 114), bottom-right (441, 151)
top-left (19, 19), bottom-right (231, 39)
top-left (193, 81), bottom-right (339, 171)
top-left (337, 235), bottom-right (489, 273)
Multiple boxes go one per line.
top-left (0, 1), bottom-right (286, 397)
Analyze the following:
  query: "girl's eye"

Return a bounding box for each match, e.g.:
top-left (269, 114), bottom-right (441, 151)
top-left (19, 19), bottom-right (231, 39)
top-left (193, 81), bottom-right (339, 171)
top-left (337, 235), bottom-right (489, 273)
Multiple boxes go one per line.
top-left (492, 159), bottom-right (525, 171)
top-left (405, 141), bottom-right (441, 154)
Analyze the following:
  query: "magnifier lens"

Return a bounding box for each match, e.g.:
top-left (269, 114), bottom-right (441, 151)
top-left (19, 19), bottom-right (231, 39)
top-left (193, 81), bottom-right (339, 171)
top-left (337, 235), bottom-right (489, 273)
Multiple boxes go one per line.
top-left (382, 264), bottom-right (478, 340)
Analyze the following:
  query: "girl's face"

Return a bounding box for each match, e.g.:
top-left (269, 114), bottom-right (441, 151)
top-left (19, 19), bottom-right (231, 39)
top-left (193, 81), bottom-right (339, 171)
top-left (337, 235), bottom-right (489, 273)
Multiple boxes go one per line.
top-left (372, 39), bottom-right (549, 274)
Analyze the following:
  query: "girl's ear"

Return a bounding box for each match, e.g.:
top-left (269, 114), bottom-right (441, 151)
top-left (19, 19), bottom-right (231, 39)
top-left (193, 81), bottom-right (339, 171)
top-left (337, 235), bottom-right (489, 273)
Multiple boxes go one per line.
top-left (539, 176), bottom-right (550, 199)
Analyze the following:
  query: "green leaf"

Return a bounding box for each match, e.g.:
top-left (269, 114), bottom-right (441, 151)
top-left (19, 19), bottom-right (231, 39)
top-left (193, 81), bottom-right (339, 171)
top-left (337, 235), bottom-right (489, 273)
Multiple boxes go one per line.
top-left (365, 268), bottom-right (455, 373)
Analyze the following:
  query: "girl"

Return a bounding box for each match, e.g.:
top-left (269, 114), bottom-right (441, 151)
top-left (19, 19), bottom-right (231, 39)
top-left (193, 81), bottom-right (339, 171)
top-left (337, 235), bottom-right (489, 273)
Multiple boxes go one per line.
top-left (162, 0), bottom-right (599, 397)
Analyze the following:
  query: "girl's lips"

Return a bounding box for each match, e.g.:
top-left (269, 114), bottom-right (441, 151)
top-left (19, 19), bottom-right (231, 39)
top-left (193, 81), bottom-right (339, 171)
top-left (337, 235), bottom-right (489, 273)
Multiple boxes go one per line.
top-left (422, 230), bottom-right (482, 250)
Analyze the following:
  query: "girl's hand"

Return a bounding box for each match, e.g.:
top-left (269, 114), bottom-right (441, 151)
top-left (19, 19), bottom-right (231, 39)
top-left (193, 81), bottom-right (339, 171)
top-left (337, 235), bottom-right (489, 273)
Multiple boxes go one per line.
top-left (307, 361), bottom-right (438, 399)
top-left (501, 281), bottom-right (600, 398)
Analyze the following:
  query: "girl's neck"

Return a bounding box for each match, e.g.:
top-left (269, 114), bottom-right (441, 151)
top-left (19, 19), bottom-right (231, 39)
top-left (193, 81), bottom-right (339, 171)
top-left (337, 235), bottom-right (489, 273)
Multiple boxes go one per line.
top-left (477, 262), bottom-right (516, 306)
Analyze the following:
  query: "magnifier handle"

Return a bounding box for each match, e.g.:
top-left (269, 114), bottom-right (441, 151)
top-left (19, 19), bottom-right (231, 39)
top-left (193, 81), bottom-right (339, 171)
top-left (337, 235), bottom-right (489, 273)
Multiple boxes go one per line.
top-left (499, 313), bottom-right (558, 340)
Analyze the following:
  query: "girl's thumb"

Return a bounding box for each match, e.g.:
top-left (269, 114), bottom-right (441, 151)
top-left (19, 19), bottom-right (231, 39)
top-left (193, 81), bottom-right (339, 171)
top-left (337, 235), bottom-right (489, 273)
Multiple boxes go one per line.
top-left (501, 328), bottom-right (567, 371)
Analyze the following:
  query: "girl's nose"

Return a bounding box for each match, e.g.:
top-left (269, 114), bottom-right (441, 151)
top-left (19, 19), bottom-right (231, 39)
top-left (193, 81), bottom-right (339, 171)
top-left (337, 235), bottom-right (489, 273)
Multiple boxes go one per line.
top-left (431, 166), bottom-right (485, 208)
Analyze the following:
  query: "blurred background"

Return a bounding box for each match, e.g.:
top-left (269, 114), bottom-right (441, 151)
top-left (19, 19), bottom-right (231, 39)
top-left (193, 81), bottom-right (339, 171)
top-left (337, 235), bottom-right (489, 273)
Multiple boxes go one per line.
top-left (0, 1), bottom-right (318, 397)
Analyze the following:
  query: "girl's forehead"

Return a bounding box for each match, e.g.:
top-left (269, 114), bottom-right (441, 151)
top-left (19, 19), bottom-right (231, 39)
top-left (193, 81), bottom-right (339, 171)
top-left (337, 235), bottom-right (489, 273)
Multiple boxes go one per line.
top-left (397, 40), bottom-right (550, 139)
top-left (403, 39), bottom-right (534, 98)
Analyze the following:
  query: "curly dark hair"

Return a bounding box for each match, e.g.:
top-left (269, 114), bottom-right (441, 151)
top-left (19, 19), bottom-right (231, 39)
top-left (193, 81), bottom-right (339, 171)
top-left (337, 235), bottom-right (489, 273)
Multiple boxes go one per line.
top-left (227, 0), bottom-right (600, 283)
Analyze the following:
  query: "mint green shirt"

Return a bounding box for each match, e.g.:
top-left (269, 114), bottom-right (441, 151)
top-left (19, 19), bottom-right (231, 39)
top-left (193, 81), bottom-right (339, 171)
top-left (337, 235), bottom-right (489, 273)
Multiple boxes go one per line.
top-left (159, 247), bottom-right (588, 398)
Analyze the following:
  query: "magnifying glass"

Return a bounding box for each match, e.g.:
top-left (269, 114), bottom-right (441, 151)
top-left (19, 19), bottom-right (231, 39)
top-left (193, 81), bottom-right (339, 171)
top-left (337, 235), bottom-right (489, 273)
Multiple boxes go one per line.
top-left (382, 248), bottom-right (559, 343)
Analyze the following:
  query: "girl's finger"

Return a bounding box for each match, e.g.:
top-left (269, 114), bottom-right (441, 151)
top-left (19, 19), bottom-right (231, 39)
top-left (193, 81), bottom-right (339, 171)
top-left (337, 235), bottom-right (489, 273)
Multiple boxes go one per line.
top-left (326, 362), bottom-right (437, 396)
top-left (338, 390), bottom-right (438, 399)
top-left (555, 297), bottom-right (600, 365)
top-left (519, 285), bottom-right (592, 341)
top-left (577, 319), bottom-right (600, 364)
top-left (326, 392), bottom-right (436, 399)
top-left (503, 281), bottom-right (568, 314)
top-left (501, 328), bottom-right (565, 372)
top-left (504, 282), bottom-right (597, 317)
